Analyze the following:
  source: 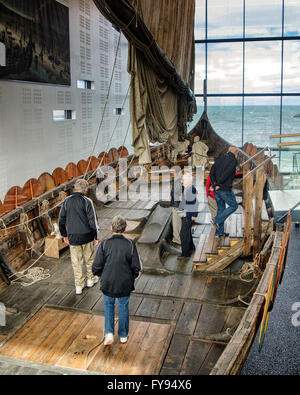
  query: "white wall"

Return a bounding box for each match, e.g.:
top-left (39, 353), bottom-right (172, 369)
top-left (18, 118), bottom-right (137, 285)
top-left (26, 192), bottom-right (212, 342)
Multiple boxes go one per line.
top-left (0, 0), bottom-right (132, 201)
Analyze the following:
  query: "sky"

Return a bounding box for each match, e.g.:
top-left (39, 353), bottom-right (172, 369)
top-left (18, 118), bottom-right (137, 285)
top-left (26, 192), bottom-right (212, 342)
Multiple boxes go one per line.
top-left (194, 0), bottom-right (300, 105)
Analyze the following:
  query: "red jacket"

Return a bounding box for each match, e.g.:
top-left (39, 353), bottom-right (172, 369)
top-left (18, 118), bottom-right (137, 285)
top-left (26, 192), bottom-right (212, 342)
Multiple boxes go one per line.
top-left (206, 172), bottom-right (242, 200)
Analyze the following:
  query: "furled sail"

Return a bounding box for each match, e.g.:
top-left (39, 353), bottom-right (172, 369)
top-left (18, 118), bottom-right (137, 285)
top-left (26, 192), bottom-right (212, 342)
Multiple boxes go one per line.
top-left (93, 0), bottom-right (197, 164)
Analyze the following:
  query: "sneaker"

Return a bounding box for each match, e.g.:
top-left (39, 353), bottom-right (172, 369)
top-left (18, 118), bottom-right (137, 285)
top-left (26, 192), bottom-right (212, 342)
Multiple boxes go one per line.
top-left (75, 286), bottom-right (82, 295)
top-left (87, 276), bottom-right (99, 288)
top-left (104, 333), bottom-right (114, 346)
top-left (177, 255), bottom-right (190, 261)
top-left (216, 233), bottom-right (229, 238)
top-left (120, 336), bottom-right (128, 344)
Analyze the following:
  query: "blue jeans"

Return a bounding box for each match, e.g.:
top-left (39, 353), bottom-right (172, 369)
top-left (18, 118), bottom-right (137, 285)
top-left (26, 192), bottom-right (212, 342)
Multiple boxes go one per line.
top-left (214, 190), bottom-right (238, 236)
top-left (104, 295), bottom-right (130, 337)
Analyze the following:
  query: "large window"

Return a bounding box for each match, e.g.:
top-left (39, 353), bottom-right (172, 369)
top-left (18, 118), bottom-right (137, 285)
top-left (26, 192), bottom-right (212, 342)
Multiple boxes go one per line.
top-left (194, 0), bottom-right (300, 174)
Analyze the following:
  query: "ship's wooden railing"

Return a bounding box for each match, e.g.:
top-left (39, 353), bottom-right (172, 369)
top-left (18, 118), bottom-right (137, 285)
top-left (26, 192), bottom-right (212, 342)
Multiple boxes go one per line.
top-left (210, 211), bottom-right (292, 375)
top-left (210, 230), bottom-right (282, 375)
top-left (242, 153), bottom-right (275, 257)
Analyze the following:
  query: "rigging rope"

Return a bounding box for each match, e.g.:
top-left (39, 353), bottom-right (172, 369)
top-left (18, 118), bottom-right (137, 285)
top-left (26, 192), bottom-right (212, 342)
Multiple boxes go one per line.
top-left (9, 236), bottom-right (57, 287)
top-left (84, 31), bottom-right (122, 179)
top-left (87, 82), bottom-right (131, 181)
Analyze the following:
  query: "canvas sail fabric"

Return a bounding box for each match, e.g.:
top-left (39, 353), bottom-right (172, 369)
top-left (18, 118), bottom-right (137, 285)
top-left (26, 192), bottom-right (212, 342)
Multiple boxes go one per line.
top-left (128, 45), bottom-right (178, 164)
top-left (92, 0), bottom-right (196, 164)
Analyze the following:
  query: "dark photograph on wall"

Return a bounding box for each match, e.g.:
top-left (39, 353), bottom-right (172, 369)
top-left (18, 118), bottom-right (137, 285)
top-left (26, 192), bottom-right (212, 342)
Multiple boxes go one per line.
top-left (0, 0), bottom-right (70, 85)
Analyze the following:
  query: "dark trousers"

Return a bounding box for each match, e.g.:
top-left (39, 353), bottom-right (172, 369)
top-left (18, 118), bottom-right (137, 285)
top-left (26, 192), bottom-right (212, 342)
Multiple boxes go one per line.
top-left (180, 217), bottom-right (195, 257)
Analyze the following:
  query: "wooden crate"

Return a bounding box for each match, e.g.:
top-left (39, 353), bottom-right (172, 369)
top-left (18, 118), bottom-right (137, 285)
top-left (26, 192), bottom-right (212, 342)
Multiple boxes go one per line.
top-left (44, 236), bottom-right (68, 259)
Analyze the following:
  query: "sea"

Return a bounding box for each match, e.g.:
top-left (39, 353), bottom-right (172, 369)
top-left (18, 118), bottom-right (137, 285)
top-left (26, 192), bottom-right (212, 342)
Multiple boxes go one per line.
top-left (188, 105), bottom-right (300, 173)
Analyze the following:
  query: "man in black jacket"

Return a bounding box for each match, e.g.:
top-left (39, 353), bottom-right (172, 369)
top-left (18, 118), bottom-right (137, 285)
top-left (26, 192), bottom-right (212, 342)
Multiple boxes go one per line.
top-left (59, 179), bottom-right (99, 295)
top-left (92, 215), bottom-right (141, 346)
top-left (209, 146), bottom-right (239, 237)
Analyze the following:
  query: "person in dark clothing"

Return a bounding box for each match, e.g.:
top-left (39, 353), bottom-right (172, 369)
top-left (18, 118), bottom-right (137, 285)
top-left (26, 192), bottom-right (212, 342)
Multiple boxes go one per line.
top-left (209, 146), bottom-right (240, 237)
top-left (59, 179), bottom-right (99, 295)
top-left (178, 173), bottom-right (198, 260)
top-left (170, 171), bottom-right (184, 246)
top-left (92, 215), bottom-right (141, 346)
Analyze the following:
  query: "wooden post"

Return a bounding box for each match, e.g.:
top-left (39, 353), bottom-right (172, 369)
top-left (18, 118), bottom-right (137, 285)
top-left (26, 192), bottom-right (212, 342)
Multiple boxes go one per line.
top-left (243, 163), bottom-right (253, 256)
top-left (253, 167), bottom-right (266, 257)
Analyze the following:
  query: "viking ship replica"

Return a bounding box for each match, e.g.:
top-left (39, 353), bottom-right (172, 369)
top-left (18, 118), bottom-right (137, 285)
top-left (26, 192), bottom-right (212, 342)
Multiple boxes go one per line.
top-left (0, 0), bottom-right (292, 375)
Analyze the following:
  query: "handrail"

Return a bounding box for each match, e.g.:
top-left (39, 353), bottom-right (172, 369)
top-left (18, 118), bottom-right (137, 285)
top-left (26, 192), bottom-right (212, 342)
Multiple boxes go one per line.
top-left (238, 155), bottom-right (276, 183)
top-left (277, 201), bottom-right (300, 223)
top-left (240, 146), bottom-right (270, 167)
top-left (270, 133), bottom-right (300, 139)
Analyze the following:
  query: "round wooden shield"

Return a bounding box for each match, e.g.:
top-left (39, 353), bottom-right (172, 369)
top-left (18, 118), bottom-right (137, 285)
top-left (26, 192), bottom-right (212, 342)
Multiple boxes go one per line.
top-left (245, 143), bottom-right (253, 156)
top-left (52, 167), bottom-right (68, 186)
top-left (249, 144), bottom-right (257, 158)
top-left (108, 147), bottom-right (119, 163)
top-left (38, 173), bottom-right (56, 193)
top-left (0, 200), bottom-right (5, 216)
top-left (4, 186), bottom-right (30, 213)
top-left (77, 159), bottom-right (89, 175)
top-left (118, 146), bottom-right (129, 158)
top-left (88, 156), bottom-right (100, 170)
top-left (65, 162), bottom-right (80, 180)
top-left (23, 178), bottom-right (44, 199)
top-left (98, 152), bottom-right (110, 166)
top-left (242, 142), bottom-right (248, 153)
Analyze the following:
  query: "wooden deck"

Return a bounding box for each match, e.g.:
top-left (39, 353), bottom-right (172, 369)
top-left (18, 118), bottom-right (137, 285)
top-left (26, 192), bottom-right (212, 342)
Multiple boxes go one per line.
top-left (0, 198), bottom-right (259, 375)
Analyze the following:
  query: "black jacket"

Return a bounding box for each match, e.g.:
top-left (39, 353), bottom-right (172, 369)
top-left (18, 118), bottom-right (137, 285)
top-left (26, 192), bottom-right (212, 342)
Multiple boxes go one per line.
top-left (92, 235), bottom-right (142, 298)
top-left (209, 152), bottom-right (238, 191)
top-left (170, 178), bottom-right (184, 208)
top-left (179, 184), bottom-right (199, 221)
top-left (58, 192), bottom-right (99, 245)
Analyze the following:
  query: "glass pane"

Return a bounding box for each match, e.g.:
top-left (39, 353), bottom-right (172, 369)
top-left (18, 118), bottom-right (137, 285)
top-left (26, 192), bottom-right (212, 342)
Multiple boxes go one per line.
top-left (53, 110), bottom-right (65, 121)
top-left (207, 42), bottom-right (243, 94)
top-left (245, 0), bottom-right (282, 38)
top-left (282, 96), bottom-right (300, 135)
top-left (195, 0), bottom-right (205, 40)
top-left (244, 41), bottom-right (282, 93)
top-left (283, 40), bottom-right (300, 93)
top-left (243, 96), bottom-right (281, 148)
top-left (278, 97), bottom-right (300, 174)
top-left (207, 0), bottom-right (243, 39)
top-left (284, 0), bottom-right (300, 36)
top-left (77, 80), bottom-right (85, 89)
top-left (187, 97), bottom-right (204, 132)
top-left (207, 97), bottom-right (243, 147)
top-left (194, 44), bottom-right (205, 95)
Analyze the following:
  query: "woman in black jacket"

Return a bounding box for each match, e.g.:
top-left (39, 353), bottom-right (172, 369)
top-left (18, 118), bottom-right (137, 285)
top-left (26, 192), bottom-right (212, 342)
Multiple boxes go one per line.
top-left (92, 215), bottom-right (141, 346)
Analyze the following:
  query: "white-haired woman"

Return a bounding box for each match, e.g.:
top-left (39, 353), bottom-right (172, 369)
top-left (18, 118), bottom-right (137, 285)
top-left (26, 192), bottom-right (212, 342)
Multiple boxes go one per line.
top-left (92, 215), bottom-right (141, 346)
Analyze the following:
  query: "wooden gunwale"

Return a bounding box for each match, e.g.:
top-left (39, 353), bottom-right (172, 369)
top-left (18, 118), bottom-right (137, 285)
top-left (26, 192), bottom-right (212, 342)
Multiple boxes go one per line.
top-left (210, 231), bottom-right (284, 375)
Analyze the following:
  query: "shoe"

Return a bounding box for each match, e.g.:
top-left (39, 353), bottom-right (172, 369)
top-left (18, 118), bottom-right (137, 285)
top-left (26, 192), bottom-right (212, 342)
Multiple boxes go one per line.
top-left (120, 336), bottom-right (128, 344)
top-left (87, 276), bottom-right (98, 288)
top-left (171, 241), bottom-right (181, 248)
top-left (104, 333), bottom-right (114, 346)
top-left (75, 286), bottom-right (82, 295)
top-left (216, 233), bottom-right (229, 238)
top-left (177, 255), bottom-right (190, 260)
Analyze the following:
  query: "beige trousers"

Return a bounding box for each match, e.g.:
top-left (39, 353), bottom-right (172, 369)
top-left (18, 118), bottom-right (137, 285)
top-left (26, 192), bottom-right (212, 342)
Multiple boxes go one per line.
top-left (69, 241), bottom-right (96, 288)
top-left (208, 196), bottom-right (218, 220)
top-left (172, 207), bottom-right (182, 244)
